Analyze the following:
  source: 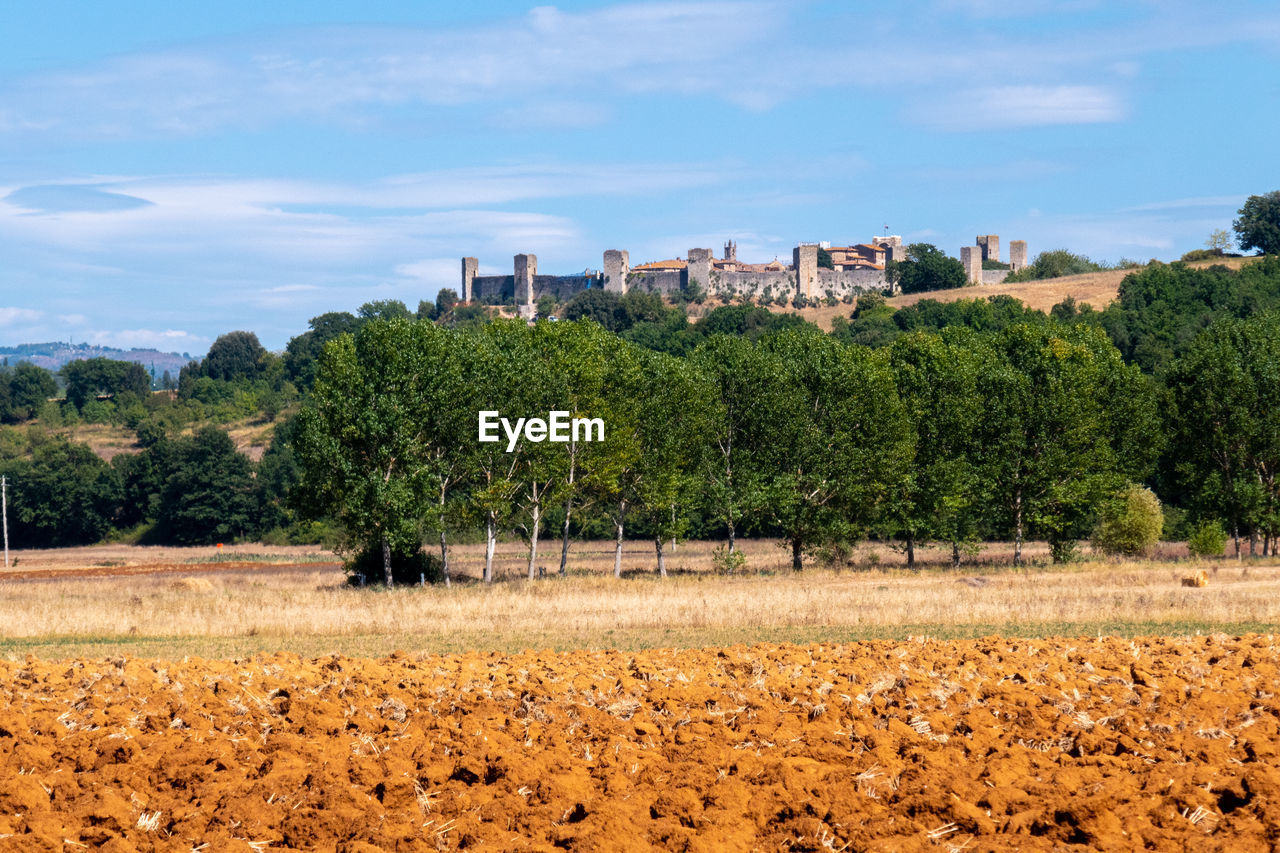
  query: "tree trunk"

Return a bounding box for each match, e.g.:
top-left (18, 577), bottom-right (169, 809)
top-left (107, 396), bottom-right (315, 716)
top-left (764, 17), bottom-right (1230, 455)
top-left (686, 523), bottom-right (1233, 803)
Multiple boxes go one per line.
top-left (791, 538), bottom-right (803, 571)
top-left (727, 521), bottom-right (736, 556)
top-left (527, 504), bottom-right (541, 580)
top-left (1250, 531), bottom-right (1257, 557)
top-left (1234, 524), bottom-right (1241, 559)
top-left (1013, 490), bottom-right (1024, 568)
top-left (559, 496), bottom-right (573, 576)
top-left (381, 537), bottom-right (393, 588)
top-left (613, 500), bottom-right (627, 578)
top-left (655, 537), bottom-right (667, 578)
top-left (439, 484), bottom-right (450, 587)
top-left (951, 541), bottom-right (961, 570)
top-left (906, 537), bottom-right (915, 570)
top-left (440, 529), bottom-right (450, 588)
top-left (484, 513), bottom-right (496, 583)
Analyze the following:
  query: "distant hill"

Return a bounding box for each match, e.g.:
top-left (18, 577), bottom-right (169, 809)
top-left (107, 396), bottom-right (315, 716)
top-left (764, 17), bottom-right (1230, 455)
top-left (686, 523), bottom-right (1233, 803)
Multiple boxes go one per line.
top-left (0, 342), bottom-right (196, 379)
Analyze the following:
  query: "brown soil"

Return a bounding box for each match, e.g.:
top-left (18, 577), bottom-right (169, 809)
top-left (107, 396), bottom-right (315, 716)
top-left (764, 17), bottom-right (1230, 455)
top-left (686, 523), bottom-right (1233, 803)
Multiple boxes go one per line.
top-left (0, 635), bottom-right (1275, 850)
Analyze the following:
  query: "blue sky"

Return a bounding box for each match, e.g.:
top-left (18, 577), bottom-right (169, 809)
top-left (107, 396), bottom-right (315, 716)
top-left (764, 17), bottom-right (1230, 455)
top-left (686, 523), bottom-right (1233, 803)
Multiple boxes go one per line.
top-left (0, 1), bottom-right (1276, 352)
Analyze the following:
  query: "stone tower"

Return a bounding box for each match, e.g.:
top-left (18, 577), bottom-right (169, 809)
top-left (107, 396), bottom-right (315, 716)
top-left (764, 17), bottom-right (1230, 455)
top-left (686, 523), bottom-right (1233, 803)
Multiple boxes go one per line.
top-left (1008, 240), bottom-right (1028, 273)
top-left (793, 244), bottom-right (818, 300)
top-left (976, 235), bottom-right (1000, 263)
top-left (960, 246), bottom-right (982, 285)
top-left (514, 253), bottom-right (536, 316)
top-left (686, 248), bottom-right (713, 295)
top-left (461, 257), bottom-right (478, 302)
top-left (603, 249), bottom-right (629, 294)
top-left (724, 240), bottom-right (737, 262)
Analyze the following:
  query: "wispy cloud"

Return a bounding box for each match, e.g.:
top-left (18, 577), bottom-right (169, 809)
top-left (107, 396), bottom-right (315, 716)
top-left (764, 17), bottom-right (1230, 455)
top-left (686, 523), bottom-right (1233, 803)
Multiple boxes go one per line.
top-left (0, 307), bottom-right (42, 326)
top-left (3, 2), bottom-right (1274, 141)
top-left (85, 328), bottom-right (209, 351)
top-left (917, 85), bottom-right (1126, 131)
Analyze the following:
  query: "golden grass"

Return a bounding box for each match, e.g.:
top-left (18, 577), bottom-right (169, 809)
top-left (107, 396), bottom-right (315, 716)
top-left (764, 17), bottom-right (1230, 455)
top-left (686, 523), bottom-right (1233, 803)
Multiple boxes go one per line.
top-left (1, 539), bottom-right (1276, 660)
top-left (886, 256), bottom-right (1263, 315)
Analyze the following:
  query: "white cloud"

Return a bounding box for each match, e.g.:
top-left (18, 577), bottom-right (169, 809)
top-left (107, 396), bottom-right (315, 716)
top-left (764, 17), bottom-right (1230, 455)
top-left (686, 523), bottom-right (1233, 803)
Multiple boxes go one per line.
top-left (918, 85), bottom-right (1126, 131)
top-left (0, 307), bottom-right (42, 325)
top-left (85, 328), bottom-right (209, 351)
top-left (0, 3), bottom-right (1275, 140)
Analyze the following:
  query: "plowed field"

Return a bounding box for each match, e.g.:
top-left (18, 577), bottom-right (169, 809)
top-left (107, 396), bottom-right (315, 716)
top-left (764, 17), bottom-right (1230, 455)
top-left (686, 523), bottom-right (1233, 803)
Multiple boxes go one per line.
top-left (1, 635), bottom-right (1277, 851)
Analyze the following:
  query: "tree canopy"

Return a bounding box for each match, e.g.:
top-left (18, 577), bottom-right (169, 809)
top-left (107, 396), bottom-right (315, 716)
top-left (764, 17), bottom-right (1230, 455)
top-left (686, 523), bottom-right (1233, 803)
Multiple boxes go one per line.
top-left (1234, 191), bottom-right (1280, 256)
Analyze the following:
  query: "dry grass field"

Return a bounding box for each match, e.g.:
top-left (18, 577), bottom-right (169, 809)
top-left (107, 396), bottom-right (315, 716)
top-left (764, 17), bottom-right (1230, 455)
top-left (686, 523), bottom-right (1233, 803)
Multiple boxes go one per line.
top-left (0, 539), bottom-right (1274, 660)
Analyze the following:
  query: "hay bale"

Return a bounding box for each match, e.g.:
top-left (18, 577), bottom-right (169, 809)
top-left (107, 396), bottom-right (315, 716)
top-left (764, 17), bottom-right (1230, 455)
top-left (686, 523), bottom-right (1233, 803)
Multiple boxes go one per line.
top-left (1181, 570), bottom-right (1208, 588)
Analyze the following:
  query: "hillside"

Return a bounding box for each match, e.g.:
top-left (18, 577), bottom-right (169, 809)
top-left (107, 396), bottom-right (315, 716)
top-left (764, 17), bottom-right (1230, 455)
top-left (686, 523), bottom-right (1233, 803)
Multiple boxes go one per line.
top-left (741, 256), bottom-right (1264, 330)
top-left (886, 255), bottom-right (1262, 314)
top-left (0, 342), bottom-right (194, 376)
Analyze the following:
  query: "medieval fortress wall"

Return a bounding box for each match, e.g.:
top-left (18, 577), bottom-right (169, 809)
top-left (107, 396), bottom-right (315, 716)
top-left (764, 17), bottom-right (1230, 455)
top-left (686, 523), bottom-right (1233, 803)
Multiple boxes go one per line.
top-left (462, 234), bottom-right (1028, 315)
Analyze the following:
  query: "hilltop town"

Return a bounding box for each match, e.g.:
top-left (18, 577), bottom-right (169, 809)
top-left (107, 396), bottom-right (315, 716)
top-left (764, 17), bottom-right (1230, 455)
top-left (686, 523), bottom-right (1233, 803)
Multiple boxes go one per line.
top-left (463, 234), bottom-right (1028, 316)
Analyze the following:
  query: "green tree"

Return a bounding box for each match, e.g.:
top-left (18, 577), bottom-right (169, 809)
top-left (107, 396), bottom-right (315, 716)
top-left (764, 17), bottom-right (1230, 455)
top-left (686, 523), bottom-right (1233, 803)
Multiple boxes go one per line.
top-left (1166, 313), bottom-right (1280, 556)
top-left (977, 324), bottom-right (1160, 564)
top-left (284, 312), bottom-right (361, 389)
top-left (3, 440), bottom-right (120, 547)
top-left (201, 331), bottom-right (266, 382)
top-left (629, 348), bottom-right (713, 576)
top-left (358, 299), bottom-right (413, 322)
top-left (1234, 191), bottom-right (1280, 255)
top-left (1003, 249), bottom-right (1108, 283)
top-left (61, 358), bottom-right (150, 410)
top-left (886, 329), bottom-right (988, 568)
top-left (1093, 484), bottom-right (1163, 556)
top-left (691, 335), bottom-right (787, 555)
top-left (153, 426), bottom-right (260, 545)
top-left (6, 362), bottom-right (57, 422)
top-left (294, 319), bottom-right (439, 585)
top-left (562, 289), bottom-right (624, 331)
top-left (763, 329), bottom-right (913, 569)
top-left (886, 244), bottom-right (967, 294)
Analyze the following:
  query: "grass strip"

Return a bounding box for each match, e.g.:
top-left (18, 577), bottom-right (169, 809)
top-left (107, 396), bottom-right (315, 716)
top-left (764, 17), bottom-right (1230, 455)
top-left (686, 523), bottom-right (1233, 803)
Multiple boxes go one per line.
top-left (4, 619), bottom-right (1278, 662)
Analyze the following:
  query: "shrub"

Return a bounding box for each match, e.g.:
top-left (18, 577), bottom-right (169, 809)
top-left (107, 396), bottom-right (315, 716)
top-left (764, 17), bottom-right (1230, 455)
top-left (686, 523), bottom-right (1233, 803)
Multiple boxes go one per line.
top-left (1093, 485), bottom-right (1163, 556)
top-left (346, 545), bottom-right (442, 586)
top-left (711, 544), bottom-right (746, 574)
top-left (1187, 520), bottom-right (1228, 559)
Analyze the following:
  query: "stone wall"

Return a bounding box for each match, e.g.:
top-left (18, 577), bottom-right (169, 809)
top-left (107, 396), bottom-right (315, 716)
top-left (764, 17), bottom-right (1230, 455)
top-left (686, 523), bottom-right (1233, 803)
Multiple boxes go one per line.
top-left (627, 270), bottom-right (684, 295)
top-left (981, 269), bottom-right (1011, 285)
top-left (816, 268), bottom-right (886, 297)
top-left (471, 275), bottom-right (516, 303)
top-left (533, 274), bottom-right (600, 302)
top-left (709, 269), bottom-right (798, 301)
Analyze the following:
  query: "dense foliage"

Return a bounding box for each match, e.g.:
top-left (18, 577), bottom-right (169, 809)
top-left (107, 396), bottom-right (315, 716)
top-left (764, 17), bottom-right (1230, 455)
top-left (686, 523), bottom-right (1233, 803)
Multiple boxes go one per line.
top-left (9, 247), bottom-right (1280, 567)
top-left (1234, 191), bottom-right (1280, 256)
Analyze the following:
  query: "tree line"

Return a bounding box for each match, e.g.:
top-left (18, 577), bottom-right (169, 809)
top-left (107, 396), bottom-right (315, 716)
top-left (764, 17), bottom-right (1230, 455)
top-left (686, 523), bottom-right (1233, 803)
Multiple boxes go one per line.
top-left (291, 315), bottom-right (1170, 584)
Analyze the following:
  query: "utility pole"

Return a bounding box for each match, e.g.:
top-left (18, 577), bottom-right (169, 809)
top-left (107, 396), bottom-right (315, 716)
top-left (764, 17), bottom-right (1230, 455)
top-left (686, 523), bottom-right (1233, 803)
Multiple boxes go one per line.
top-left (2, 475), bottom-right (8, 569)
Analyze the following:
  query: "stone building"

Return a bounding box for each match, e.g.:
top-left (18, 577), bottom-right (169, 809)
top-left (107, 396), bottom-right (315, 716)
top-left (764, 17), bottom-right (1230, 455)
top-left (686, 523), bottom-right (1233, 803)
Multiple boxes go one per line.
top-left (463, 236), bottom-right (912, 311)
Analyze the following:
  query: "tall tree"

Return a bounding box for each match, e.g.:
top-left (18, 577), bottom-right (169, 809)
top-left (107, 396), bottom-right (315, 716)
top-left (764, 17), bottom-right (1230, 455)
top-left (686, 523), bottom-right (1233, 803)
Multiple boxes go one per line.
top-left (154, 426), bottom-right (260, 545)
top-left (294, 319), bottom-right (438, 585)
top-left (202, 331), bottom-right (267, 382)
top-left (1166, 313), bottom-right (1280, 555)
top-left (886, 328), bottom-right (988, 568)
top-left (3, 440), bottom-right (120, 547)
top-left (1234, 191), bottom-right (1280, 256)
top-left (763, 329), bottom-right (913, 569)
top-left (691, 335), bottom-right (787, 555)
top-left (977, 324), bottom-right (1159, 564)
